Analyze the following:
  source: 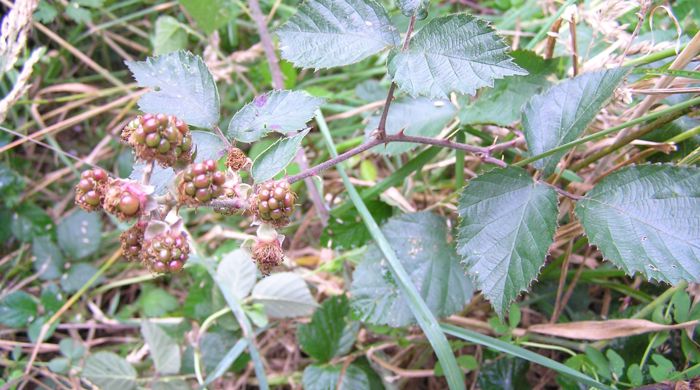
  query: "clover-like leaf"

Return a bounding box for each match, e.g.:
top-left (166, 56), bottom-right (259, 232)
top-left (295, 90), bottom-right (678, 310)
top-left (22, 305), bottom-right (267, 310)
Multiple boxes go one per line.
top-left (351, 212), bottom-right (473, 326)
top-left (126, 51), bottom-right (220, 129)
top-left (576, 164), bottom-right (700, 284)
top-left (388, 14), bottom-right (525, 99)
top-left (277, 0), bottom-right (400, 68)
top-left (228, 90), bottom-right (322, 143)
top-left (522, 68), bottom-right (628, 175)
top-left (456, 167), bottom-right (558, 317)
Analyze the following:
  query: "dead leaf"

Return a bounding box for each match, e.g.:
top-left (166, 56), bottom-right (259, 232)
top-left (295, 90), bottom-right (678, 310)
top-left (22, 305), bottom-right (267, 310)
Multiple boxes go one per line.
top-left (527, 319), bottom-right (698, 340)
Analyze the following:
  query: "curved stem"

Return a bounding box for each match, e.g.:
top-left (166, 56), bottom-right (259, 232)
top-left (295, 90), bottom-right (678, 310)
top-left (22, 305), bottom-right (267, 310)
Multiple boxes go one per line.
top-left (286, 133), bottom-right (508, 184)
top-left (376, 14), bottom-right (417, 140)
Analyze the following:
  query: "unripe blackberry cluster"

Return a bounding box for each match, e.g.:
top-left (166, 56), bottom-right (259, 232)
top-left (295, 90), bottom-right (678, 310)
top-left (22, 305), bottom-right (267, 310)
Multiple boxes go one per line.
top-left (177, 160), bottom-right (226, 205)
top-left (122, 113), bottom-right (193, 167)
top-left (74, 168), bottom-right (108, 212)
top-left (252, 180), bottom-right (296, 227)
top-left (120, 221), bottom-right (147, 262)
top-left (213, 186), bottom-right (248, 215)
top-left (226, 147), bottom-right (248, 171)
top-left (104, 180), bottom-right (144, 220)
top-left (142, 231), bottom-right (190, 273)
top-left (251, 238), bottom-right (284, 276)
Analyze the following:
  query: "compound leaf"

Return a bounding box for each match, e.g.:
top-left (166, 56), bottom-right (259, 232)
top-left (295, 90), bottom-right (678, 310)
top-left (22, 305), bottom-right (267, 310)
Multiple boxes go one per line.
top-left (460, 50), bottom-right (556, 126)
top-left (575, 164), bottom-right (700, 284)
top-left (57, 210), bottom-right (102, 260)
top-left (216, 249), bottom-right (257, 300)
top-left (83, 352), bottom-right (137, 390)
top-left (251, 272), bottom-right (317, 318)
top-left (351, 212), bottom-right (473, 326)
top-left (252, 130), bottom-right (309, 182)
top-left (277, 0), bottom-right (400, 68)
top-left (388, 14), bottom-right (525, 99)
top-left (522, 68), bottom-right (628, 175)
top-left (302, 363), bottom-right (370, 390)
top-left (126, 51), bottom-right (220, 129)
top-left (141, 321), bottom-right (181, 374)
top-left (456, 166), bottom-right (558, 317)
top-left (228, 90), bottom-right (322, 143)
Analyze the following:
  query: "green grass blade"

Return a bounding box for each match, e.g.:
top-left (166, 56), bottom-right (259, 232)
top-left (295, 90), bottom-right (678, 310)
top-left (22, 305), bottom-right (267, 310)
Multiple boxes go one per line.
top-left (204, 339), bottom-right (248, 386)
top-left (441, 323), bottom-right (611, 390)
top-left (315, 110), bottom-right (465, 390)
top-left (194, 257), bottom-right (269, 390)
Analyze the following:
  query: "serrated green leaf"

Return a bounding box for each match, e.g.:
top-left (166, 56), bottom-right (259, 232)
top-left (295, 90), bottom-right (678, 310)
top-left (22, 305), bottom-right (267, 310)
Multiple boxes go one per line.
top-left (11, 203), bottom-right (53, 241)
top-left (56, 209), bottom-right (102, 260)
top-left (83, 352), bottom-right (137, 390)
top-left (456, 166), bottom-right (558, 317)
top-left (364, 98), bottom-right (456, 155)
top-left (204, 338), bottom-right (247, 385)
top-left (302, 363), bottom-right (370, 390)
top-left (460, 50), bottom-right (556, 126)
top-left (139, 287), bottom-right (179, 317)
top-left (321, 200), bottom-right (392, 250)
top-left (298, 295), bottom-right (358, 363)
top-left (141, 321), bottom-right (181, 374)
top-left (48, 357), bottom-right (70, 374)
top-left (153, 16), bottom-right (187, 56)
top-left (32, 235), bottom-right (65, 280)
top-left (34, 0), bottom-right (58, 23)
top-left (216, 249), bottom-right (257, 300)
top-left (59, 338), bottom-right (85, 360)
top-left (388, 14), bottom-right (525, 99)
top-left (191, 130), bottom-right (227, 162)
top-left (351, 212), bottom-right (473, 326)
top-left (252, 130), bottom-right (309, 182)
top-left (397, 0), bottom-right (429, 18)
top-left (126, 51), bottom-right (220, 129)
top-left (0, 291), bottom-right (38, 328)
top-left (477, 358), bottom-right (530, 390)
top-left (178, 0), bottom-right (239, 35)
top-left (277, 0), bottom-right (400, 68)
top-left (41, 284), bottom-right (64, 314)
top-left (65, 2), bottom-right (92, 24)
top-left (228, 90), bottom-right (323, 143)
top-left (522, 68), bottom-right (628, 175)
top-left (199, 331), bottom-right (241, 373)
top-left (575, 164), bottom-right (700, 284)
top-left (60, 263), bottom-right (102, 293)
top-left (251, 272), bottom-right (317, 318)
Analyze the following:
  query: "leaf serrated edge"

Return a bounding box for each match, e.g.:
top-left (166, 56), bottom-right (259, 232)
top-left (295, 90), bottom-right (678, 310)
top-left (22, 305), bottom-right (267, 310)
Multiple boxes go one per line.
top-left (574, 162), bottom-right (700, 284)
